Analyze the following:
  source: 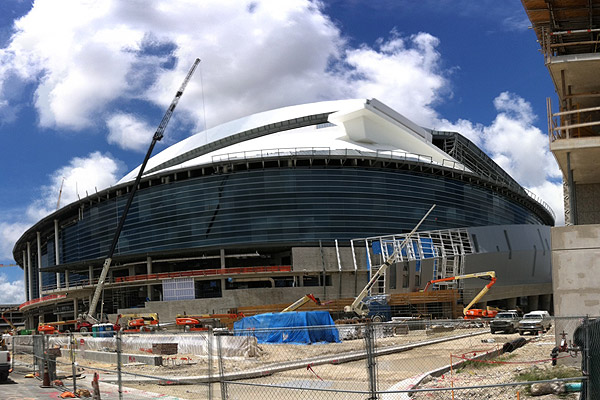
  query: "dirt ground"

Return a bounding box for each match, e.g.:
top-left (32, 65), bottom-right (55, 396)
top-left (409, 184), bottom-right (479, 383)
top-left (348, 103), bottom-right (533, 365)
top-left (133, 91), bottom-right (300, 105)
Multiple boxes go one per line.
top-left (13, 324), bottom-right (585, 399)
top-left (119, 326), bottom-right (583, 399)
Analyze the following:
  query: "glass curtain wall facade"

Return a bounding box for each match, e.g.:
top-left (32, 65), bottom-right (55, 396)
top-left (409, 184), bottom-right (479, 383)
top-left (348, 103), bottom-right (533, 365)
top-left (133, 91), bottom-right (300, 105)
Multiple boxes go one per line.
top-left (56, 166), bottom-right (547, 265)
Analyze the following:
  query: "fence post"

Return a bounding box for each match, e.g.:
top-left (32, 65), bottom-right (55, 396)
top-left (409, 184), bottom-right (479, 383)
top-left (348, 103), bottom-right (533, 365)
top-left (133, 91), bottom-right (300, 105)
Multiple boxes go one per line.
top-left (217, 333), bottom-right (228, 400)
top-left (585, 316), bottom-right (591, 400)
top-left (32, 335), bottom-right (35, 376)
top-left (364, 321), bottom-right (378, 400)
top-left (116, 329), bottom-right (123, 400)
top-left (70, 332), bottom-right (77, 395)
top-left (11, 334), bottom-right (14, 371)
top-left (208, 327), bottom-right (213, 400)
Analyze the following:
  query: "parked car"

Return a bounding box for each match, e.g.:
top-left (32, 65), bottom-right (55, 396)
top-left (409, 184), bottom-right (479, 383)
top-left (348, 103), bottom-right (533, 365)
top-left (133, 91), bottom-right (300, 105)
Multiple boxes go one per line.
top-left (518, 311), bottom-right (552, 335)
top-left (490, 311), bottom-right (520, 334)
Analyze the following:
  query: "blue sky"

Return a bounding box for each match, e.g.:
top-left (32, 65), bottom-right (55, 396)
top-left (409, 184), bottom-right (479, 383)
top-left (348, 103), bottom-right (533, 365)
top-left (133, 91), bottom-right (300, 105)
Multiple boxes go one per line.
top-left (0, 0), bottom-right (561, 303)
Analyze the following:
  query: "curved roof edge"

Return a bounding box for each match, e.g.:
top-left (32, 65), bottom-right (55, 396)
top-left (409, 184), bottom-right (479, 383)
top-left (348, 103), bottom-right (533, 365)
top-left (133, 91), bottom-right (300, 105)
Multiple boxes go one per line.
top-left (119, 99), bottom-right (366, 183)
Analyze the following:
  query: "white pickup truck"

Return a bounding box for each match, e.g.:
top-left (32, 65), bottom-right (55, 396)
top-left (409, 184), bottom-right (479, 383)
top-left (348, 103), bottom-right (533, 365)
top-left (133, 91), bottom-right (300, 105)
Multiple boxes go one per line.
top-left (0, 339), bottom-right (10, 382)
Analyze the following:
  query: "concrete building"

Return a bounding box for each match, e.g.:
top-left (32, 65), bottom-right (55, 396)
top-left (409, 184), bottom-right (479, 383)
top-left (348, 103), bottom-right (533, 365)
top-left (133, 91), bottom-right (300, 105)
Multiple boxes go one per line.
top-left (523, 0), bottom-right (600, 318)
top-left (13, 98), bottom-right (555, 326)
top-left (0, 304), bottom-right (25, 333)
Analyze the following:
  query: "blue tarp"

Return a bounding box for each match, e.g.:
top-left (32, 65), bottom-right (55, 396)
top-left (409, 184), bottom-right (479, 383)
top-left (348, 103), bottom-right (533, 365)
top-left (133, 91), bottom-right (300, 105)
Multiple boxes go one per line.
top-left (233, 311), bottom-right (340, 344)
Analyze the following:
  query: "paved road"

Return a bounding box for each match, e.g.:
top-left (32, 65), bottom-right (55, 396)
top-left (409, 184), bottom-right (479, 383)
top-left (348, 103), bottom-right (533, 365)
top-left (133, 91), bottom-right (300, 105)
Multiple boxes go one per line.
top-left (0, 371), bottom-right (67, 400)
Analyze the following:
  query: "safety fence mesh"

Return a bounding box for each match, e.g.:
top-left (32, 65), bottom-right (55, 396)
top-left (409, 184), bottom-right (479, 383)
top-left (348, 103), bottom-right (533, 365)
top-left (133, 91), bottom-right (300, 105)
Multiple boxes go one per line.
top-left (3, 316), bottom-right (596, 399)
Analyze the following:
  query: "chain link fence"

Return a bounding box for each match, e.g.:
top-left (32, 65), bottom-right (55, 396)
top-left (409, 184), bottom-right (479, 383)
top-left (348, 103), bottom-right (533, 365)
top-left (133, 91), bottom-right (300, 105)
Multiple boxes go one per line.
top-left (4, 316), bottom-right (596, 399)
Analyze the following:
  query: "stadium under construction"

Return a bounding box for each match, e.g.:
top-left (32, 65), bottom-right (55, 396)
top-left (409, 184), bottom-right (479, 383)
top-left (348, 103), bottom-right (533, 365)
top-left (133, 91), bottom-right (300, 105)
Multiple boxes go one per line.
top-left (12, 98), bottom-right (554, 327)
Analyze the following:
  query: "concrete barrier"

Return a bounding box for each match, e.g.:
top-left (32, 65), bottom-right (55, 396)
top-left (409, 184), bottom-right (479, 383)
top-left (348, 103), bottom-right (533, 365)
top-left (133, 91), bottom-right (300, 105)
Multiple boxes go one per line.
top-left (76, 349), bottom-right (162, 366)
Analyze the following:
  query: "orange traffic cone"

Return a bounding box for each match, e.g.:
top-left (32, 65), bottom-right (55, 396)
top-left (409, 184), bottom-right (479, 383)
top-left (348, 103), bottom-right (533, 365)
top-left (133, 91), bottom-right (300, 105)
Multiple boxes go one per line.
top-left (40, 361), bottom-right (52, 388)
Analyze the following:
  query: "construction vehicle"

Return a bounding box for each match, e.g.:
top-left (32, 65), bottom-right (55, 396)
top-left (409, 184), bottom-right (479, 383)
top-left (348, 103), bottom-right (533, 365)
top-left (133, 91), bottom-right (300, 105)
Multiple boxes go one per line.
top-left (422, 271), bottom-right (497, 319)
top-left (82, 59), bottom-right (200, 324)
top-left (343, 204), bottom-right (436, 322)
top-left (282, 294), bottom-right (322, 312)
top-left (37, 319), bottom-right (94, 334)
top-left (1, 308), bottom-right (20, 335)
top-left (114, 313), bottom-right (160, 333)
top-left (175, 313), bottom-right (244, 331)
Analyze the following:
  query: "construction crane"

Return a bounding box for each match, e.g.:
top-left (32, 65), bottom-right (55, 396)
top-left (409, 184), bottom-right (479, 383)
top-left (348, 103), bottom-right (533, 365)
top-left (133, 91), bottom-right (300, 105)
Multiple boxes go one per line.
top-left (0, 264), bottom-right (18, 268)
top-left (422, 270), bottom-right (497, 319)
top-left (83, 58), bottom-right (201, 324)
top-left (56, 177), bottom-right (65, 210)
top-left (343, 204), bottom-right (436, 322)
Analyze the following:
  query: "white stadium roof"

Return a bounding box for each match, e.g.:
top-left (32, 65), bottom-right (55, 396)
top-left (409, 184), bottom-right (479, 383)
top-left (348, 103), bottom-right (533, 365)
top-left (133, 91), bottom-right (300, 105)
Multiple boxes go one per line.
top-left (119, 98), bottom-right (464, 183)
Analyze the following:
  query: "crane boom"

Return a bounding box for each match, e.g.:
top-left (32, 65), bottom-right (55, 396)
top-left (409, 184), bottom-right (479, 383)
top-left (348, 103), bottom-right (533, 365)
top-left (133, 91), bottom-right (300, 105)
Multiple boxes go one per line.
top-left (344, 204), bottom-right (436, 317)
top-left (85, 58), bottom-right (200, 323)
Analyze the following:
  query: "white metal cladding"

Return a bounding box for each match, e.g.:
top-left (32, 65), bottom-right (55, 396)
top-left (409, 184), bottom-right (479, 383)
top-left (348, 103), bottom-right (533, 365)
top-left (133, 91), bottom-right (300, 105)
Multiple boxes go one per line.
top-left (352, 227), bottom-right (475, 291)
top-left (162, 277), bottom-right (195, 301)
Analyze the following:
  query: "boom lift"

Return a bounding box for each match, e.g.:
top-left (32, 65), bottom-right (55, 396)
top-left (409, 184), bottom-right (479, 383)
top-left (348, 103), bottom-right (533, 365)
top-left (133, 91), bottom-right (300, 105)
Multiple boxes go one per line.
top-left (282, 294), bottom-right (322, 312)
top-left (37, 319), bottom-right (93, 334)
top-left (82, 58), bottom-right (200, 324)
top-left (343, 204), bottom-right (436, 322)
top-left (422, 271), bottom-right (497, 319)
top-left (1, 309), bottom-right (19, 334)
top-left (175, 313), bottom-right (244, 331)
top-left (114, 313), bottom-right (159, 333)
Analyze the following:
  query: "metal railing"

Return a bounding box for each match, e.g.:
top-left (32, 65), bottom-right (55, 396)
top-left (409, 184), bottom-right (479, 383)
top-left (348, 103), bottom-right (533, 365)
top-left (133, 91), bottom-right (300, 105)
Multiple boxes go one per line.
top-left (548, 97), bottom-right (600, 143)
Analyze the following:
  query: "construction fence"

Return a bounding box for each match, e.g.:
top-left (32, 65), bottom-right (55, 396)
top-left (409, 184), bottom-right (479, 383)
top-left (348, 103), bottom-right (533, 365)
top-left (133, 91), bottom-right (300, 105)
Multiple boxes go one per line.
top-left (5, 316), bottom-right (597, 399)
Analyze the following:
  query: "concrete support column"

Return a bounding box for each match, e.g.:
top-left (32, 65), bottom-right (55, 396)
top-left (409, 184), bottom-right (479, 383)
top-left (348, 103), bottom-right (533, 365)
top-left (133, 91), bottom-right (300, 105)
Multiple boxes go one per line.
top-left (506, 297), bottom-right (517, 310)
top-left (527, 295), bottom-right (540, 311)
top-left (65, 270), bottom-right (70, 289)
top-left (539, 294), bottom-right (552, 311)
top-left (27, 242), bottom-right (33, 299)
top-left (567, 152), bottom-right (577, 225)
top-left (26, 315), bottom-right (35, 330)
top-left (128, 266), bottom-right (135, 277)
top-left (146, 256), bottom-right (152, 300)
top-left (89, 265), bottom-right (94, 285)
top-left (22, 250), bottom-right (29, 301)
top-left (37, 232), bottom-right (43, 296)
top-left (73, 299), bottom-right (79, 319)
top-left (220, 249), bottom-right (226, 270)
top-left (54, 219), bottom-right (61, 289)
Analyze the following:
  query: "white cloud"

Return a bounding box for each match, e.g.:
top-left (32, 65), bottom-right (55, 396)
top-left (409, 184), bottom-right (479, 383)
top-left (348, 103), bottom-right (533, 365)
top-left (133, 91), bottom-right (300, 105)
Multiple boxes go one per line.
top-left (342, 32), bottom-right (447, 126)
top-left (0, 274), bottom-right (24, 304)
top-left (0, 152), bottom-right (124, 260)
top-left (436, 92), bottom-right (564, 225)
top-left (528, 180), bottom-right (565, 226)
top-left (0, 0), bottom-right (450, 146)
top-left (0, 221), bottom-right (30, 262)
top-left (40, 151), bottom-right (125, 213)
top-left (0, 0), bottom-right (563, 227)
top-left (107, 113), bottom-right (154, 152)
